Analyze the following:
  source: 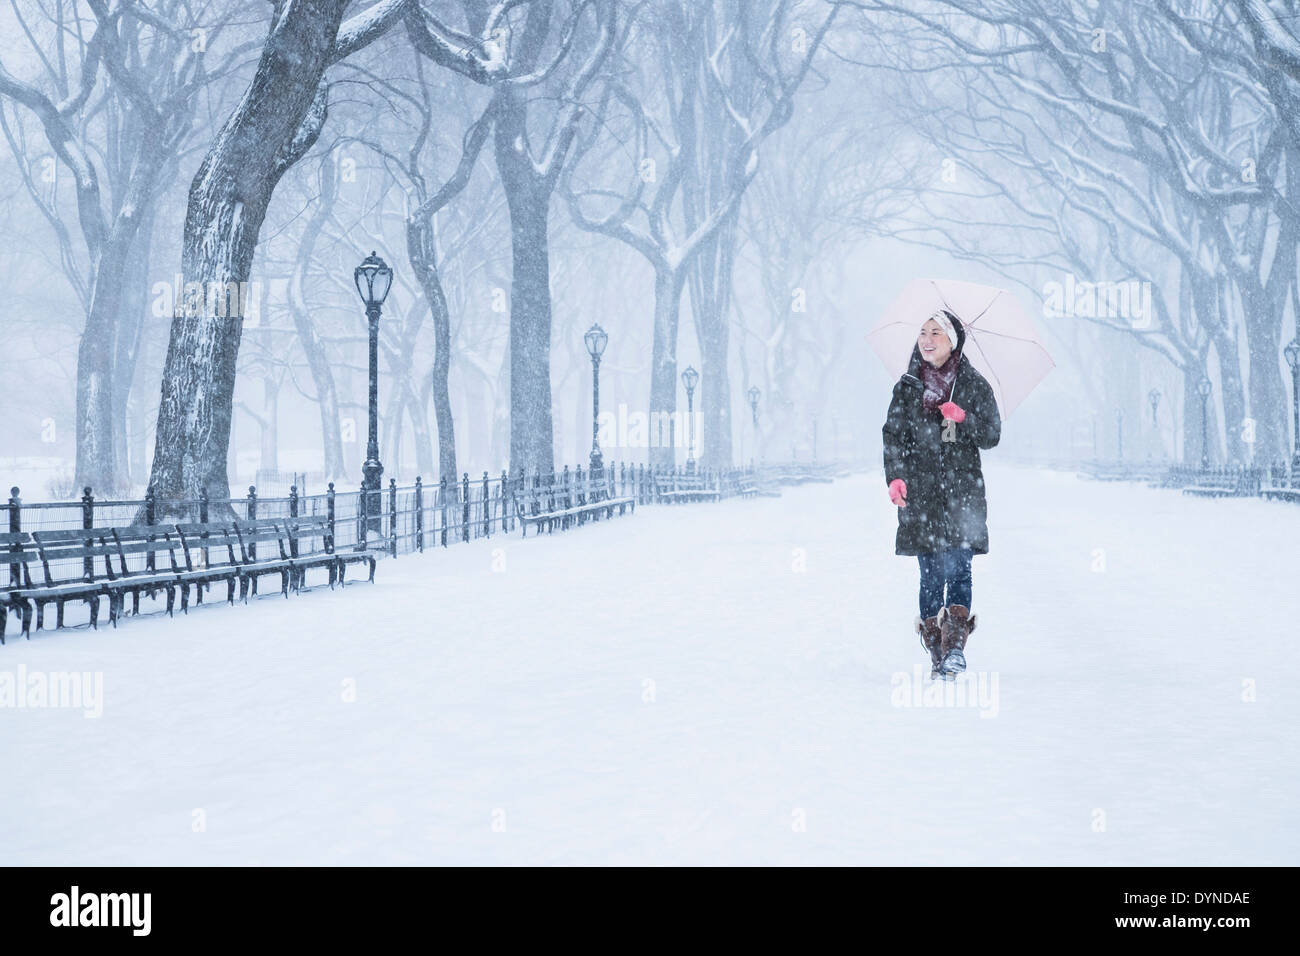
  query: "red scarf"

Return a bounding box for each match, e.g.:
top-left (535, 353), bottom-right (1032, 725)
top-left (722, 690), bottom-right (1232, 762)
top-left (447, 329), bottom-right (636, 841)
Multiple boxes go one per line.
top-left (919, 352), bottom-right (959, 415)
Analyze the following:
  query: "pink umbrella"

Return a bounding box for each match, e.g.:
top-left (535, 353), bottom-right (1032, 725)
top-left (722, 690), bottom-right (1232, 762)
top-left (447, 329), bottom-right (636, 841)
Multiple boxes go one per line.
top-left (868, 277), bottom-right (1054, 416)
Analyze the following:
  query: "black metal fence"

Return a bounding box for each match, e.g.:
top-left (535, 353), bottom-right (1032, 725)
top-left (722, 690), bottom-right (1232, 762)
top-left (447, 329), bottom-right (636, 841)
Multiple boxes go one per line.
top-left (1076, 459), bottom-right (1300, 500)
top-left (1, 459), bottom-right (875, 606)
top-left (2, 461), bottom-right (796, 573)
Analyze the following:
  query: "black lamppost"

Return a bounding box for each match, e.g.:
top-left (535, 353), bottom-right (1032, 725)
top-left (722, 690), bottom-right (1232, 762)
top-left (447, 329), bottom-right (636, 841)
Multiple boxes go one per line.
top-left (682, 365), bottom-right (699, 474)
top-left (1197, 375), bottom-right (1213, 470)
top-left (584, 323), bottom-right (608, 483)
top-left (355, 251), bottom-right (393, 531)
top-left (1286, 338), bottom-right (1300, 471)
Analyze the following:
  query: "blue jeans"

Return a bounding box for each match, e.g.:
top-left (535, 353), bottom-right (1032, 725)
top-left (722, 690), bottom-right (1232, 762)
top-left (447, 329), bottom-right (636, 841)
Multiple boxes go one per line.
top-left (917, 548), bottom-right (973, 619)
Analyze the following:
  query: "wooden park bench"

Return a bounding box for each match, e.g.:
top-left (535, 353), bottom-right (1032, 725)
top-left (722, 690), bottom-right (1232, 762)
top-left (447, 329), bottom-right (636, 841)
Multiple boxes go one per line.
top-left (1180, 484), bottom-right (1238, 498)
top-left (1181, 468), bottom-right (1260, 499)
top-left (172, 522), bottom-right (246, 608)
top-left (0, 528), bottom-right (159, 639)
top-left (720, 472), bottom-right (759, 499)
top-left (1, 529), bottom-right (114, 636)
top-left (282, 515), bottom-right (376, 589)
top-left (0, 511), bottom-right (380, 643)
top-left (653, 471), bottom-right (721, 504)
top-left (511, 478), bottom-right (634, 537)
top-left (1261, 487), bottom-right (1300, 504)
top-left (1, 531), bottom-right (104, 640)
top-left (232, 518), bottom-right (297, 599)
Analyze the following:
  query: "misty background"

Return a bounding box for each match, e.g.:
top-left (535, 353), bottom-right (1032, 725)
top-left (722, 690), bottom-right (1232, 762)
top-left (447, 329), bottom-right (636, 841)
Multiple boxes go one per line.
top-left (0, 0), bottom-right (1287, 500)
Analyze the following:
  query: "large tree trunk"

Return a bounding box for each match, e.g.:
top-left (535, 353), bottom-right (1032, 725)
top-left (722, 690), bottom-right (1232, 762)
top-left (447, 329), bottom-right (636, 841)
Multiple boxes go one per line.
top-left (77, 220), bottom-right (156, 492)
top-left (383, 394), bottom-right (404, 480)
top-left (491, 344), bottom-right (511, 471)
top-left (290, 158), bottom-right (347, 482)
top-left (1185, 270), bottom-right (1244, 464)
top-left (146, 0), bottom-right (346, 511)
top-left (74, 241), bottom-right (123, 493)
top-left (259, 377), bottom-right (280, 475)
top-left (402, 376), bottom-right (435, 479)
top-left (111, 201), bottom-right (158, 489)
top-left (1211, 324), bottom-right (1248, 465)
top-left (406, 215), bottom-right (458, 481)
top-left (690, 218), bottom-right (738, 471)
top-left (1242, 301), bottom-right (1286, 464)
top-left (649, 267), bottom-right (686, 470)
top-left (495, 93), bottom-right (555, 475)
top-left (290, 301), bottom-right (348, 482)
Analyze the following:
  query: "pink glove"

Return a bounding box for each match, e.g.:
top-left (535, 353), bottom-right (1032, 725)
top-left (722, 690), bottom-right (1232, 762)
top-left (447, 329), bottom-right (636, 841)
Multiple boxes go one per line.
top-left (888, 478), bottom-right (907, 507)
top-left (940, 401), bottom-right (966, 423)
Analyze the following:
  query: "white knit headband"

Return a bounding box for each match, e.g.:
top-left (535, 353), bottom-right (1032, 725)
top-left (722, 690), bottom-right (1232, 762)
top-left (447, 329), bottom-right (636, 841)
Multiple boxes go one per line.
top-left (925, 310), bottom-right (958, 351)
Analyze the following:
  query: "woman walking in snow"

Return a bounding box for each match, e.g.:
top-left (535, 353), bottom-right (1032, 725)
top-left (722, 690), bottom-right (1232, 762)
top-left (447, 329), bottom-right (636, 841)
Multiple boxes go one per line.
top-left (882, 309), bottom-right (1001, 680)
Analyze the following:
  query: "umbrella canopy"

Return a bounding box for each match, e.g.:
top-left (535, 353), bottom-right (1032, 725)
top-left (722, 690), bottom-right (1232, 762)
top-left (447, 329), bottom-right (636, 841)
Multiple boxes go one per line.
top-left (868, 277), bottom-right (1054, 416)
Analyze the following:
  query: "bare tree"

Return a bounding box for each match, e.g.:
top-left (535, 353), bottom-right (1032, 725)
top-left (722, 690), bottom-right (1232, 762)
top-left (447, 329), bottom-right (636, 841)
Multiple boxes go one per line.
top-left (564, 0), bottom-right (838, 467)
top-left (145, 0), bottom-right (412, 509)
top-left (0, 0), bottom-right (261, 491)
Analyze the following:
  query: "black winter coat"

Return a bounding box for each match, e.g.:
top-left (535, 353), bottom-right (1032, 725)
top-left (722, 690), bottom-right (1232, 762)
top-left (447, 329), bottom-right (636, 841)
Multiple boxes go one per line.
top-left (882, 346), bottom-right (1001, 556)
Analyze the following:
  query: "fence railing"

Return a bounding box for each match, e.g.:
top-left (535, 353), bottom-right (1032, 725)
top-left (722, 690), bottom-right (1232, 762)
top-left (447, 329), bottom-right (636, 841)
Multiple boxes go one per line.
top-left (2, 460), bottom-right (799, 570)
top-left (1076, 459), bottom-right (1300, 499)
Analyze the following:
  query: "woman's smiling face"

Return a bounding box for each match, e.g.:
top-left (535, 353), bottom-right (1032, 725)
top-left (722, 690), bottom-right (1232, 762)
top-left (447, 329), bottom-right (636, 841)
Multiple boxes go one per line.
top-left (918, 318), bottom-right (953, 367)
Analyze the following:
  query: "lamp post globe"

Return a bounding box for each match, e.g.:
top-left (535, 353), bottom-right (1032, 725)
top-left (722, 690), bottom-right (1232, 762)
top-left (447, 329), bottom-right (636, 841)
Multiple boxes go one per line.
top-left (584, 324), bottom-right (608, 484)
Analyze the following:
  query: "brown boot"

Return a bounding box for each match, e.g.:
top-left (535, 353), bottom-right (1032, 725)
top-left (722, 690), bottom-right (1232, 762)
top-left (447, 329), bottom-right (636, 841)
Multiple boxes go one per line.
top-left (938, 605), bottom-right (976, 678)
top-left (916, 615), bottom-right (944, 680)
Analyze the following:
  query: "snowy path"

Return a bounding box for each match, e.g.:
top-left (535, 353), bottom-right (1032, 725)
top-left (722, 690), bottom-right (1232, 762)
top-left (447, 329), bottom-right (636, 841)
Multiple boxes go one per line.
top-left (1, 465), bottom-right (1295, 865)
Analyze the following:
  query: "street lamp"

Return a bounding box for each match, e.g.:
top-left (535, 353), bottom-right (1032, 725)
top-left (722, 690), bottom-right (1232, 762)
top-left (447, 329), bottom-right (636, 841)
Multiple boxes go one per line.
top-left (584, 323), bottom-right (608, 485)
top-left (354, 251), bottom-right (392, 535)
top-left (1197, 375), bottom-right (1213, 471)
top-left (681, 365), bottom-right (699, 474)
top-left (1285, 338), bottom-right (1300, 471)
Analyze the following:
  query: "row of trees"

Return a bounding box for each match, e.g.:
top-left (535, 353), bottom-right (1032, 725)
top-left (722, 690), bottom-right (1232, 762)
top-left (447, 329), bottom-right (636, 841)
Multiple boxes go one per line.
top-left (6, 0), bottom-right (1300, 499)
top-left (2, 0), bottom-right (850, 502)
top-left (833, 0), bottom-right (1300, 465)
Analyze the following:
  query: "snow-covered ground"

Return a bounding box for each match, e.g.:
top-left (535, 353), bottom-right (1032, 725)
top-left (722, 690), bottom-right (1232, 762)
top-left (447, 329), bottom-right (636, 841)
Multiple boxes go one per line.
top-left (1, 464), bottom-right (1295, 865)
